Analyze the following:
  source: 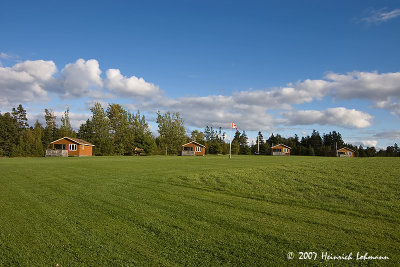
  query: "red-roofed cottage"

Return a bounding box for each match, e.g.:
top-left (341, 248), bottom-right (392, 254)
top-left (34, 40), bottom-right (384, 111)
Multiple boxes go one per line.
top-left (181, 141), bottom-right (206, 156)
top-left (271, 144), bottom-right (291, 156)
top-left (46, 137), bottom-right (95, 157)
top-left (337, 147), bottom-right (355, 157)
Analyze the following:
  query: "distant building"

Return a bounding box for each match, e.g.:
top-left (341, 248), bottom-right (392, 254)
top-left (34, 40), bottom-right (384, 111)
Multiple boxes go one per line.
top-left (337, 147), bottom-right (355, 157)
top-left (134, 147), bottom-right (144, 156)
top-left (271, 144), bottom-right (291, 156)
top-left (181, 141), bottom-right (206, 156)
top-left (46, 137), bottom-right (94, 157)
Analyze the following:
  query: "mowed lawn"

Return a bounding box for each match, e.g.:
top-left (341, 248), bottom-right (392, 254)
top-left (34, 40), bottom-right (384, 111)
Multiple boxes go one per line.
top-left (0, 156), bottom-right (399, 266)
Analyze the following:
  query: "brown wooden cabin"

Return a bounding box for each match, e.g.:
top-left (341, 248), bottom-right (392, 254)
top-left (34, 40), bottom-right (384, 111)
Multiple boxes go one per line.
top-left (134, 147), bottom-right (144, 156)
top-left (46, 137), bottom-right (94, 157)
top-left (181, 141), bottom-right (206, 156)
top-left (337, 147), bottom-right (355, 157)
top-left (271, 144), bottom-right (291, 156)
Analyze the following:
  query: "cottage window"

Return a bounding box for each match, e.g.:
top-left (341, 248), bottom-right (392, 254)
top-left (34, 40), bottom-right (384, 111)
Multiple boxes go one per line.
top-left (195, 146), bottom-right (201, 152)
top-left (82, 145), bottom-right (84, 150)
top-left (69, 144), bottom-right (77, 151)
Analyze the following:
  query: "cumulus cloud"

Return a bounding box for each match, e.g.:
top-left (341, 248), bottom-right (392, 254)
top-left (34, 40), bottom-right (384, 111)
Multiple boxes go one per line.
top-left (326, 71), bottom-right (400, 100)
top-left (142, 70), bottom-right (398, 130)
top-left (27, 111), bottom-right (91, 130)
top-left (0, 59), bottom-right (107, 107)
top-left (0, 57), bottom-right (163, 109)
top-left (0, 52), bottom-right (12, 59)
top-left (13, 60), bottom-right (57, 81)
top-left (350, 140), bottom-right (378, 147)
top-left (58, 59), bottom-right (103, 98)
top-left (0, 60), bottom-right (56, 108)
top-left (360, 8), bottom-right (400, 24)
top-left (138, 78), bottom-right (334, 131)
top-left (143, 94), bottom-right (276, 131)
top-left (374, 99), bottom-right (400, 116)
top-left (104, 69), bottom-right (161, 98)
top-left (282, 107), bottom-right (373, 128)
top-left (2, 56), bottom-right (400, 132)
top-left (373, 130), bottom-right (400, 140)
top-left (233, 79), bottom-right (330, 109)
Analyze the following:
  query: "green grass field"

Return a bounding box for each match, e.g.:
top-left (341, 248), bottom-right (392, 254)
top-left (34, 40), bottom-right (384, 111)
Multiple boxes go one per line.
top-left (0, 156), bottom-right (399, 266)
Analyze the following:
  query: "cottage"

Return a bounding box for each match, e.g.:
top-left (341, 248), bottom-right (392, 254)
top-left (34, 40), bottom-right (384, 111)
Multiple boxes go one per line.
top-left (337, 147), bottom-right (355, 157)
top-left (181, 141), bottom-right (206, 156)
top-left (271, 144), bottom-right (291, 156)
top-left (134, 147), bottom-right (144, 156)
top-left (46, 137), bottom-right (95, 157)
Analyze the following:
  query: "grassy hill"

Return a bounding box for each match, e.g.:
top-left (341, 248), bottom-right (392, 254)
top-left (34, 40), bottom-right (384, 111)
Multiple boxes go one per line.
top-left (0, 156), bottom-right (398, 266)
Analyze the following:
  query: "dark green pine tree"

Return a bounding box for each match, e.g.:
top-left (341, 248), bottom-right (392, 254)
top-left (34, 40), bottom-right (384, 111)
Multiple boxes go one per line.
top-left (59, 107), bottom-right (76, 138)
top-left (43, 109), bottom-right (59, 149)
top-left (0, 112), bottom-right (19, 156)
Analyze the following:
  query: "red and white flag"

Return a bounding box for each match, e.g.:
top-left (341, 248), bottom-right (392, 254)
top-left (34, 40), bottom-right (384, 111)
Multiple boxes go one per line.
top-left (231, 122), bottom-right (237, 129)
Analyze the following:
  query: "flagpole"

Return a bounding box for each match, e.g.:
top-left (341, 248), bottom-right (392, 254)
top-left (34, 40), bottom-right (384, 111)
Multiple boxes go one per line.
top-left (229, 125), bottom-right (232, 159)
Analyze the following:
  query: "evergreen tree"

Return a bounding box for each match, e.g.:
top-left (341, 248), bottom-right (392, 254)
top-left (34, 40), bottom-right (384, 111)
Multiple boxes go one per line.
top-left (59, 107), bottom-right (76, 137)
top-left (310, 130), bottom-right (322, 155)
top-left (32, 121), bottom-right (45, 156)
top-left (238, 131), bottom-right (250, 155)
top-left (129, 111), bottom-right (156, 155)
top-left (204, 126), bottom-right (212, 142)
top-left (308, 146), bottom-right (315, 156)
top-left (0, 112), bottom-right (19, 156)
top-left (43, 109), bottom-right (58, 148)
top-left (11, 104), bottom-right (29, 130)
top-left (78, 119), bottom-right (94, 142)
top-left (230, 130), bottom-right (241, 155)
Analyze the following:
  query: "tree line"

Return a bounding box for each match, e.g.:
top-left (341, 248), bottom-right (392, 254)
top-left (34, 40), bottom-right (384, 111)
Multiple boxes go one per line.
top-left (1, 104), bottom-right (399, 157)
top-left (0, 103), bottom-right (185, 156)
top-left (188, 127), bottom-right (399, 157)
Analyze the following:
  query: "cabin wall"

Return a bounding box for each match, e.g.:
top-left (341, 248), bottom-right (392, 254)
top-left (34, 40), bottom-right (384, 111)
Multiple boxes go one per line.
top-left (79, 145), bottom-right (92, 156)
top-left (52, 139), bottom-right (93, 156)
top-left (337, 148), bottom-right (354, 157)
top-left (271, 145), bottom-right (291, 156)
top-left (182, 143), bottom-right (205, 156)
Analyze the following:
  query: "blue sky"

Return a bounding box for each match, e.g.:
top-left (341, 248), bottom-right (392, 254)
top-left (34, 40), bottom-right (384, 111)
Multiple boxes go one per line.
top-left (1, 0), bottom-right (400, 148)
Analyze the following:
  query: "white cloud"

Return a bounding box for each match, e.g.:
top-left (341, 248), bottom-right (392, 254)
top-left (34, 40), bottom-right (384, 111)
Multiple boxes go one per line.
top-left (2, 56), bottom-right (400, 133)
top-left (58, 59), bottom-right (103, 98)
top-left (0, 60), bottom-right (56, 108)
top-left (233, 79), bottom-right (330, 109)
top-left (139, 78), bottom-right (333, 131)
top-left (373, 130), bottom-right (400, 140)
top-left (282, 107), bottom-right (373, 128)
top-left (13, 60), bottom-right (57, 81)
top-left (350, 140), bottom-right (378, 147)
top-left (143, 94), bottom-right (276, 131)
top-left (0, 59), bottom-right (110, 108)
top-left (361, 8), bottom-right (400, 24)
top-left (326, 71), bottom-right (400, 100)
top-left (27, 111), bottom-right (91, 130)
top-left (0, 52), bottom-right (12, 59)
top-left (374, 99), bottom-right (400, 116)
top-left (104, 69), bottom-right (161, 98)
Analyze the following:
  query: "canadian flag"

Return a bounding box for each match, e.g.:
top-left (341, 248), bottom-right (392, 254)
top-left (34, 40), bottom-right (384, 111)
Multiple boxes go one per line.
top-left (231, 122), bottom-right (237, 129)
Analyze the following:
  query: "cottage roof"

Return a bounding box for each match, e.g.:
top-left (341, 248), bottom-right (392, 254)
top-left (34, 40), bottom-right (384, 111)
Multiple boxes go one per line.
top-left (271, 144), bottom-right (291, 149)
top-left (51, 137), bottom-right (95, 146)
top-left (337, 147), bottom-right (354, 152)
top-left (182, 141), bottom-right (206, 147)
